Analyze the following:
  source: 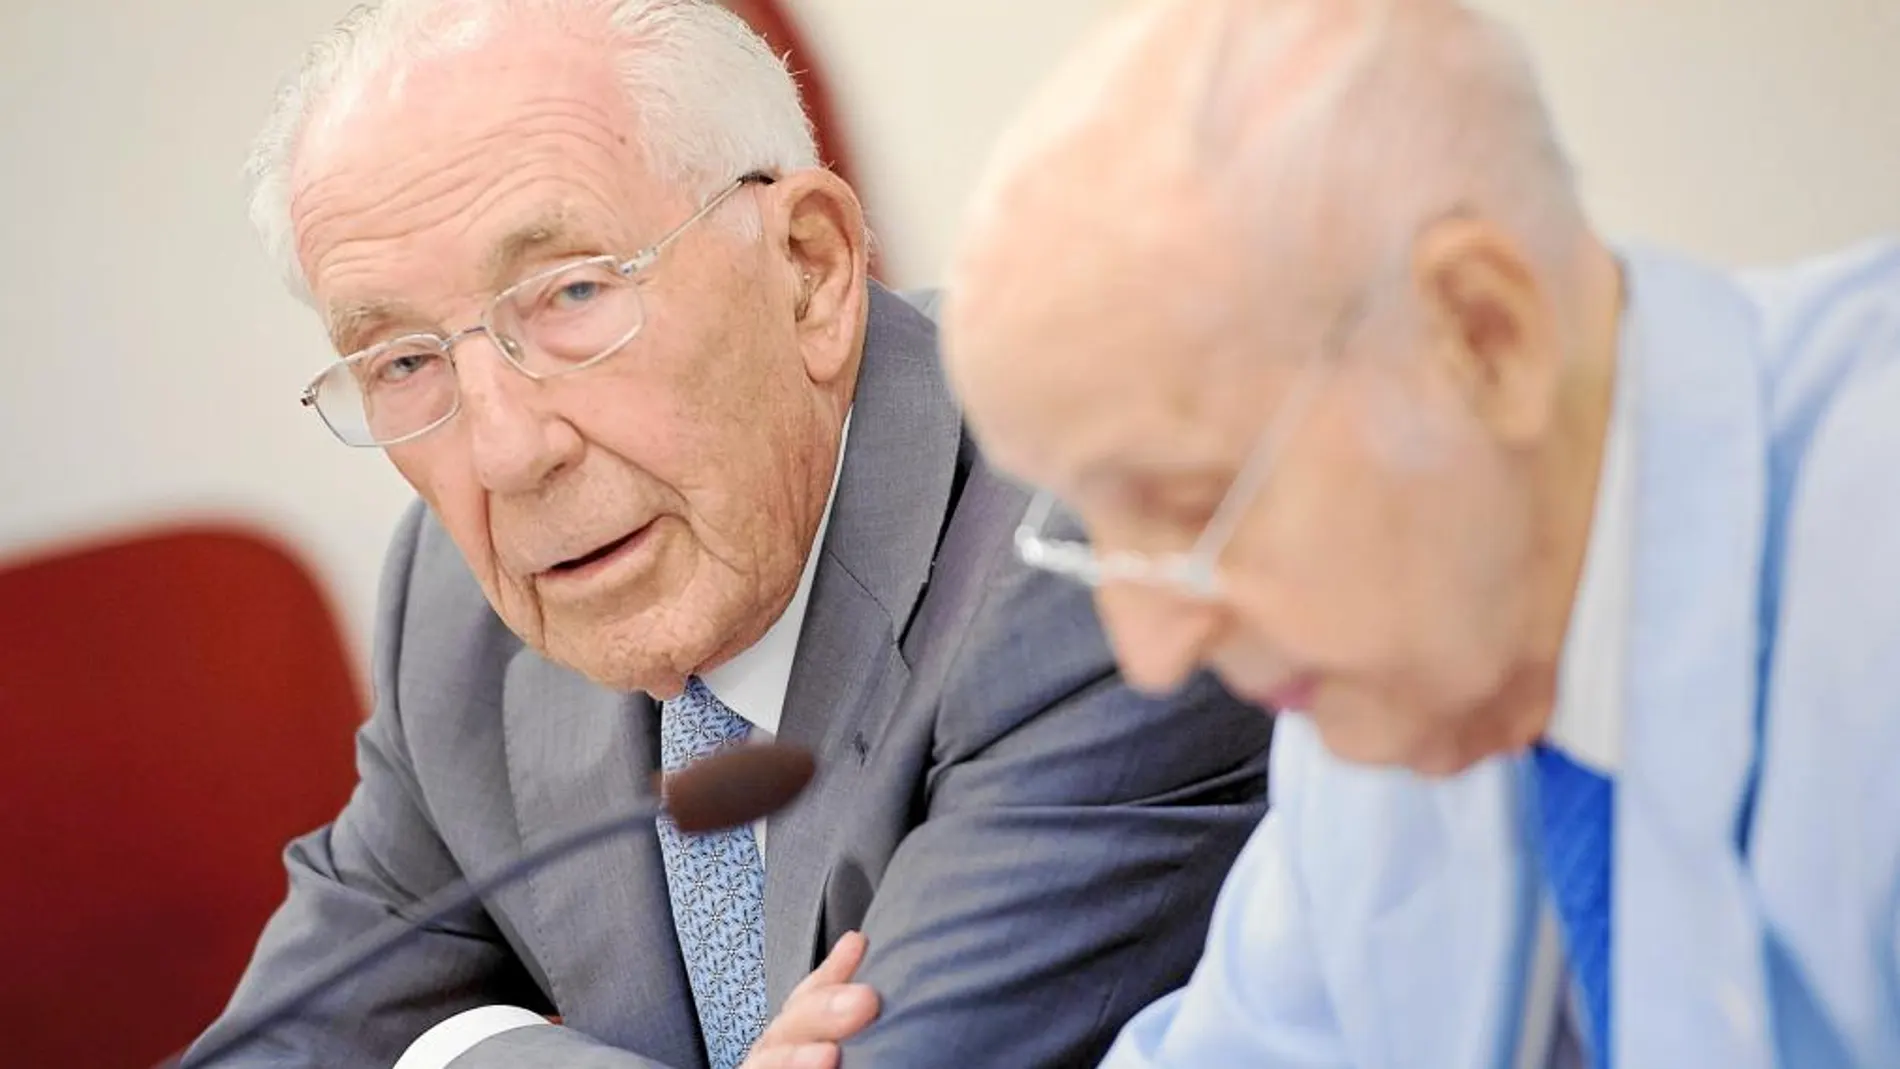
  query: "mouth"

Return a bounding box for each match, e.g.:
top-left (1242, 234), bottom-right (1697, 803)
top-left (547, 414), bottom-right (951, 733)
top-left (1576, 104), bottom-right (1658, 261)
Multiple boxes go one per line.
top-left (540, 522), bottom-right (655, 583)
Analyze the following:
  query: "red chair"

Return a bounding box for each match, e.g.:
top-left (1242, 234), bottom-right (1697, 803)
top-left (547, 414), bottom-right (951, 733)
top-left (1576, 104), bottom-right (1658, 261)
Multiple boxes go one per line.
top-left (0, 526), bottom-right (363, 1069)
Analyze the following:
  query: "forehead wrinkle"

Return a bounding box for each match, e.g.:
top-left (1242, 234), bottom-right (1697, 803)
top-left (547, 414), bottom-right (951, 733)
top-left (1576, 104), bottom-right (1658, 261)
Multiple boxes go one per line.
top-left (296, 147), bottom-right (641, 343)
top-left (298, 125), bottom-right (608, 258)
top-left (293, 76), bottom-right (644, 267)
top-left (293, 154), bottom-right (497, 286)
top-left (299, 84), bottom-right (629, 200)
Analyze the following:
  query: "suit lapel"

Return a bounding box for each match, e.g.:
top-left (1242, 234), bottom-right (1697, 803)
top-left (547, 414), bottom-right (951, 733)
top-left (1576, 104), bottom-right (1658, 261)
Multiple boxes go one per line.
top-left (1615, 247), bottom-right (1775, 1068)
top-left (501, 648), bottom-right (705, 1065)
top-left (761, 287), bottom-right (965, 1009)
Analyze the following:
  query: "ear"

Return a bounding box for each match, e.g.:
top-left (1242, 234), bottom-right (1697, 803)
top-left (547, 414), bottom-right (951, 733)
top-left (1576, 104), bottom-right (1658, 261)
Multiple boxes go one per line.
top-left (763, 168), bottom-right (870, 386)
top-left (1410, 218), bottom-right (1562, 444)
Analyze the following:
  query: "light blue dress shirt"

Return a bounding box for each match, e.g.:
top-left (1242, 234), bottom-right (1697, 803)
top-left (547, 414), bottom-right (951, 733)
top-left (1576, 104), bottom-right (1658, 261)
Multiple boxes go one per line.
top-left (1100, 240), bottom-right (1900, 1069)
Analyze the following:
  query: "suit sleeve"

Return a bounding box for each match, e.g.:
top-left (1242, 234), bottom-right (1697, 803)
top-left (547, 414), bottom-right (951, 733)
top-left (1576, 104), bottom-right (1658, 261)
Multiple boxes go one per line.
top-left (835, 559), bottom-right (1276, 1068)
top-left (183, 503), bottom-right (664, 1068)
top-left (1100, 716), bottom-right (1353, 1068)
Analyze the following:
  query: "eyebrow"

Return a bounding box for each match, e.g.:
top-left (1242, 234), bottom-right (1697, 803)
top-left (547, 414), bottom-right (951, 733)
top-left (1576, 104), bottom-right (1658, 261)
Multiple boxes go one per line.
top-left (328, 299), bottom-right (425, 355)
top-left (481, 213), bottom-right (588, 290)
top-left (1074, 455), bottom-right (1236, 504)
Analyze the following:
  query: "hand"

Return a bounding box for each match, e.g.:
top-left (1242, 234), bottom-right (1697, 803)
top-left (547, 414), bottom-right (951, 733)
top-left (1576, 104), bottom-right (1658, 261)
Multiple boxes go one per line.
top-left (740, 930), bottom-right (880, 1069)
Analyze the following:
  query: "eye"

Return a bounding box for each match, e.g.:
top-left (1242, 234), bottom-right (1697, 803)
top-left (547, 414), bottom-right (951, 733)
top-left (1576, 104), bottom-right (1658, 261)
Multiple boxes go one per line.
top-left (1160, 497), bottom-right (1222, 530)
top-left (367, 349), bottom-right (445, 386)
top-left (552, 279), bottom-right (602, 307)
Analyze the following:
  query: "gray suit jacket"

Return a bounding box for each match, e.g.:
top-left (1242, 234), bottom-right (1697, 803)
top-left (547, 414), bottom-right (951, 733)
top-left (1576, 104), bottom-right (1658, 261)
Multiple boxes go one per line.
top-left (188, 287), bottom-right (1273, 1068)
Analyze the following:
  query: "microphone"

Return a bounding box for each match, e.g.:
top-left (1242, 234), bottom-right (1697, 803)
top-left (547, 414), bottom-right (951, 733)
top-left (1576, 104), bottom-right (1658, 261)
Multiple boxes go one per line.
top-left (179, 742), bottom-right (816, 1068)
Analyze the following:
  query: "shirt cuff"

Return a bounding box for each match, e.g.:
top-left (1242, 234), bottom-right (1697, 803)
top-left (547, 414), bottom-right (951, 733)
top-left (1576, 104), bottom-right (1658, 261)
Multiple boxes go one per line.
top-left (391, 1006), bottom-right (551, 1069)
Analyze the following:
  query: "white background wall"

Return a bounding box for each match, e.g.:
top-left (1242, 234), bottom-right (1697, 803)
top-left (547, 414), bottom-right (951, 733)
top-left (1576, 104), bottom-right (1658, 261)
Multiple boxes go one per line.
top-left (3, 0), bottom-right (1896, 663)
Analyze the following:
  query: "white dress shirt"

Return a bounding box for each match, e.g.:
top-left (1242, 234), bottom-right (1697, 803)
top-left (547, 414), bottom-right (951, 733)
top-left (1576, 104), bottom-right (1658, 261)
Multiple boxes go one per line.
top-left (1521, 340), bottom-right (1636, 1069)
top-left (393, 419), bottom-right (850, 1069)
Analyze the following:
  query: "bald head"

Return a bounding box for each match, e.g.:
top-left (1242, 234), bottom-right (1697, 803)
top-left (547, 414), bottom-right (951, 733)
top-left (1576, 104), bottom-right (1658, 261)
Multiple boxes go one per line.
top-left (942, 0), bottom-right (1626, 774)
top-left (946, 0), bottom-right (1584, 446)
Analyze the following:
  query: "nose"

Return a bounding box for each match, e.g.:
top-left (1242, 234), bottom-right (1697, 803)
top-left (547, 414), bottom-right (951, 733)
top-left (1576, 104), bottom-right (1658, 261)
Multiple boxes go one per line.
top-left (1092, 581), bottom-right (1224, 695)
top-left (454, 332), bottom-right (584, 494)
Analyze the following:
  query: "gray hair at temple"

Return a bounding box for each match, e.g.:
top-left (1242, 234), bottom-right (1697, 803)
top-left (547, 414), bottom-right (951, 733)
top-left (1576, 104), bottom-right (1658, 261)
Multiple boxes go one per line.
top-left (958, 0), bottom-right (1589, 339)
top-left (245, 0), bottom-right (819, 300)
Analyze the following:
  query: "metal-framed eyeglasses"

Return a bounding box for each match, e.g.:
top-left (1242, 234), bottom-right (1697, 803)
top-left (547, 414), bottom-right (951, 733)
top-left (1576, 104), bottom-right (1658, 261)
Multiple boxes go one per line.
top-left (1009, 213), bottom-right (1441, 600)
top-left (1012, 357), bottom-right (1334, 600)
top-left (1008, 265), bottom-right (1398, 600)
top-left (299, 171), bottom-right (775, 447)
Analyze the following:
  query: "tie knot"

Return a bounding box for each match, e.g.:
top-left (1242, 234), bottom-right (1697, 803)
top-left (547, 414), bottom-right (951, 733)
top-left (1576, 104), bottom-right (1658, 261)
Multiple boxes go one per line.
top-left (660, 676), bottom-right (751, 773)
top-left (1532, 741), bottom-right (1613, 794)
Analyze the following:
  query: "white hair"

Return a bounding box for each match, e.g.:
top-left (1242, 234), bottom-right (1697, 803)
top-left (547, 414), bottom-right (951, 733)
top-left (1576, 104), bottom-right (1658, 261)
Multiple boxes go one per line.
top-left (245, 0), bottom-right (819, 299)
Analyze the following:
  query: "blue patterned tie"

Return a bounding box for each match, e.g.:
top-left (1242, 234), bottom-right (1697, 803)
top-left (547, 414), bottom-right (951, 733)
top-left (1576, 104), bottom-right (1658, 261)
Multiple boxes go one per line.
top-left (658, 677), bottom-right (768, 1069)
top-left (1531, 743), bottom-right (1614, 1069)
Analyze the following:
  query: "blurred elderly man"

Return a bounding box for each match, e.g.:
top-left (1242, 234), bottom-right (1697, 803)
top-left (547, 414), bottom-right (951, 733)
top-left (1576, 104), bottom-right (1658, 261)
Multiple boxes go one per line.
top-left (943, 0), bottom-right (1900, 1066)
top-left (186, 2), bottom-right (1273, 1067)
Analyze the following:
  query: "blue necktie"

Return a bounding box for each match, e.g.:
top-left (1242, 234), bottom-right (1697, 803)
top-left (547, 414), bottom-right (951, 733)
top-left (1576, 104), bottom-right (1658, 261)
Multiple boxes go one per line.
top-left (1531, 743), bottom-right (1614, 1069)
top-left (657, 677), bottom-right (768, 1069)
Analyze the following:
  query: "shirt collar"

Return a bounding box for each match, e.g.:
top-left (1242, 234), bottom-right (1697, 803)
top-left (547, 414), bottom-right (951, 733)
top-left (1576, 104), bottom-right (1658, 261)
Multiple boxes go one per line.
top-left (700, 414), bottom-right (851, 737)
top-left (1544, 303), bottom-right (1640, 776)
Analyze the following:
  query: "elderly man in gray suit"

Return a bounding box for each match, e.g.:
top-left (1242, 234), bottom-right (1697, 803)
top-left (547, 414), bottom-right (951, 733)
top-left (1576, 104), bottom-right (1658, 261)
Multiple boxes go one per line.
top-left (185, 2), bottom-right (1272, 1067)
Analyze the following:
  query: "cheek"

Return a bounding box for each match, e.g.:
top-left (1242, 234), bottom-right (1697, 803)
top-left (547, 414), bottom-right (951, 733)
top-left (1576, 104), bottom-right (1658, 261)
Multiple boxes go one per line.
top-left (1237, 401), bottom-right (1531, 678)
top-left (388, 442), bottom-right (506, 589)
top-left (588, 288), bottom-right (780, 473)
top-left (561, 314), bottom-right (814, 595)
top-left (1226, 434), bottom-right (1420, 665)
top-left (1352, 466), bottom-right (1537, 723)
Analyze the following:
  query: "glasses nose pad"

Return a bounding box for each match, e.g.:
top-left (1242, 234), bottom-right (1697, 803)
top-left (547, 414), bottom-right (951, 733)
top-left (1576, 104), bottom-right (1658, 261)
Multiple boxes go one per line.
top-left (462, 325), bottom-right (533, 377)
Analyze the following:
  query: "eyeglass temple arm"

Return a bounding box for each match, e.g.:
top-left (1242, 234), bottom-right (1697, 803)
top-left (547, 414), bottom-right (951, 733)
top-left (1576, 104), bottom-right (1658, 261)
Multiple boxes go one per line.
top-left (626, 172), bottom-right (779, 274)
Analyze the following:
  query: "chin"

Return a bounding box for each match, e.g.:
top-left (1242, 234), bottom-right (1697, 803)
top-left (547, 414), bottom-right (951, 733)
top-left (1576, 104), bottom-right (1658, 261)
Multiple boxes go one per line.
top-left (1402, 742), bottom-right (1495, 778)
top-left (577, 654), bottom-right (688, 698)
top-left (1307, 695), bottom-right (1503, 778)
top-left (544, 640), bottom-right (665, 695)
top-left (535, 610), bottom-right (702, 698)
top-left (1316, 726), bottom-right (1483, 776)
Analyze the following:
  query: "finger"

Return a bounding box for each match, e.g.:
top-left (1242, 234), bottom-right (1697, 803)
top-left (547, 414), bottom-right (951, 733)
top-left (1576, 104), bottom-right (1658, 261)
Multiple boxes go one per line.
top-left (756, 982), bottom-right (880, 1046)
top-left (812, 930), bottom-right (869, 986)
top-left (741, 1041), bottom-right (840, 1069)
top-left (791, 931), bottom-right (868, 998)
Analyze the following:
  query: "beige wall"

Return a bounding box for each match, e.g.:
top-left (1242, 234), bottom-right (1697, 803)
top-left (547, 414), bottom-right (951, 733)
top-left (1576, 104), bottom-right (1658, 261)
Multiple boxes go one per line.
top-left (2, 0), bottom-right (1895, 657)
top-left (811, 0), bottom-right (1900, 283)
top-left (0, 0), bottom-right (418, 663)
top-left (1471, 0), bottom-right (1900, 264)
top-left (790, 0), bottom-right (1112, 287)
